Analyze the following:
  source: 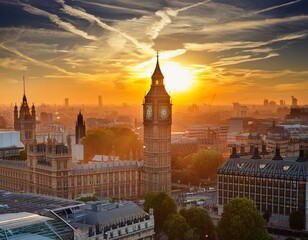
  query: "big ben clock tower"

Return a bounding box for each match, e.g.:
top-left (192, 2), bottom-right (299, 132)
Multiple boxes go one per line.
top-left (142, 54), bottom-right (172, 194)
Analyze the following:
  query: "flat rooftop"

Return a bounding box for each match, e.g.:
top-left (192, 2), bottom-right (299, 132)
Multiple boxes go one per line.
top-left (0, 190), bottom-right (83, 214)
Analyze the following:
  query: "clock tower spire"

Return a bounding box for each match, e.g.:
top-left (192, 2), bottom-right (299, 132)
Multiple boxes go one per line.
top-left (142, 54), bottom-right (172, 194)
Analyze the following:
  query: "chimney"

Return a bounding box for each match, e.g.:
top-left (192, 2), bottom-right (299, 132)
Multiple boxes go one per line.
top-left (296, 146), bottom-right (306, 162)
top-left (240, 145), bottom-right (246, 155)
top-left (251, 147), bottom-right (262, 159)
top-left (249, 145), bottom-right (254, 154)
top-left (230, 146), bottom-right (239, 158)
top-left (260, 143), bottom-right (267, 154)
top-left (272, 145), bottom-right (283, 161)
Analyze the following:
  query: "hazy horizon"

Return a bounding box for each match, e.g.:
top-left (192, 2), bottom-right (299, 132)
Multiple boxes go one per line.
top-left (0, 0), bottom-right (308, 106)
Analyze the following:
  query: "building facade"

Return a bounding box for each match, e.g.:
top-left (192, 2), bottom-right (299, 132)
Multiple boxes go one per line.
top-left (76, 111), bottom-right (86, 144)
top-left (0, 134), bottom-right (141, 200)
top-left (69, 201), bottom-right (154, 240)
top-left (14, 92), bottom-right (36, 143)
top-left (0, 131), bottom-right (24, 158)
top-left (142, 55), bottom-right (172, 194)
top-left (0, 59), bottom-right (172, 200)
top-left (218, 147), bottom-right (308, 229)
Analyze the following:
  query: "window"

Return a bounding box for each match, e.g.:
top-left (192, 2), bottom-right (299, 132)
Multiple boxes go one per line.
top-left (283, 165), bottom-right (290, 171)
top-left (259, 164), bottom-right (266, 169)
top-left (237, 163), bottom-right (245, 169)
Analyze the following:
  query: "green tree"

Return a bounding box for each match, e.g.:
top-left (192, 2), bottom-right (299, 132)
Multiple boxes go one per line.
top-left (184, 229), bottom-right (199, 240)
top-left (179, 149), bottom-right (223, 181)
top-left (82, 126), bottom-right (140, 162)
top-left (180, 206), bottom-right (215, 240)
top-left (289, 210), bottom-right (305, 230)
top-left (191, 148), bottom-right (223, 180)
top-left (110, 126), bottom-right (139, 159)
top-left (217, 198), bottom-right (270, 240)
top-left (163, 213), bottom-right (189, 240)
top-left (143, 192), bottom-right (177, 231)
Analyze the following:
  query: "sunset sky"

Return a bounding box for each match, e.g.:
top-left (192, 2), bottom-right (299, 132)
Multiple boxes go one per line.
top-left (0, 0), bottom-right (307, 106)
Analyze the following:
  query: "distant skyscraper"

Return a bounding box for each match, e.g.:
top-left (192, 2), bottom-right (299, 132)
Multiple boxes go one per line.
top-left (263, 99), bottom-right (269, 108)
top-left (279, 99), bottom-right (285, 107)
top-left (14, 78), bottom-right (36, 143)
top-left (98, 95), bottom-right (102, 107)
top-left (291, 96), bottom-right (298, 107)
top-left (75, 111), bottom-right (86, 144)
top-left (65, 98), bottom-right (69, 108)
top-left (142, 54), bottom-right (172, 194)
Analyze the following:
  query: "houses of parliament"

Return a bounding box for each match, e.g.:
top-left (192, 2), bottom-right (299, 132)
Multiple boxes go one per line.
top-left (0, 57), bottom-right (172, 200)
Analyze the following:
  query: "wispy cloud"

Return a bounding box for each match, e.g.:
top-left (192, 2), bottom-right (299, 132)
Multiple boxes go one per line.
top-left (149, 0), bottom-right (211, 39)
top-left (202, 15), bottom-right (308, 33)
top-left (0, 57), bottom-right (27, 71)
top-left (56, 0), bottom-right (152, 53)
top-left (184, 32), bottom-right (307, 52)
top-left (211, 53), bottom-right (279, 67)
top-left (22, 3), bottom-right (97, 40)
top-left (0, 43), bottom-right (74, 74)
top-left (74, 0), bottom-right (151, 15)
top-left (254, 0), bottom-right (302, 15)
top-left (133, 49), bottom-right (186, 71)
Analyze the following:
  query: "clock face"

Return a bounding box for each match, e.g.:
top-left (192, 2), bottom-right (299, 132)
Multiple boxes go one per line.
top-left (160, 106), bottom-right (170, 119)
top-left (145, 105), bottom-right (153, 119)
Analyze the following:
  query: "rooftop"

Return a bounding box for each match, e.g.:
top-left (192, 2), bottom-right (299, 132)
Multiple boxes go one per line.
top-left (218, 156), bottom-right (308, 180)
top-left (0, 190), bottom-right (82, 214)
top-left (0, 212), bottom-right (51, 231)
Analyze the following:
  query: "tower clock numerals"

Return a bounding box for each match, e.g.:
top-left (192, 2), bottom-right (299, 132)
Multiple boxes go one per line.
top-left (145, 105), bottom-right (153, 119)
top-left (160, 106), bottom-right (170, 119)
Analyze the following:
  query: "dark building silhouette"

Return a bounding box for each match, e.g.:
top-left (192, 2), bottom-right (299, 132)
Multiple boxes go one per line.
top-left (75, 111), bottom-right (86, 144)
top-left (286, 106), bottom-right (308, 125)
top-left (14, 82), bottom-right (36, 144)
top-left (142, 54), bottom-right (172, 194)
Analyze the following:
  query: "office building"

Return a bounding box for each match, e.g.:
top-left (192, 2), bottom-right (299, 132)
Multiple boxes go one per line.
top-left (218, 146), bottom-right (308, 229)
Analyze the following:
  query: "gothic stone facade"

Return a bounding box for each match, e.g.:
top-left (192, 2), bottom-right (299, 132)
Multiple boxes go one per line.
top-left (0, 59), bottom-right (171, 200)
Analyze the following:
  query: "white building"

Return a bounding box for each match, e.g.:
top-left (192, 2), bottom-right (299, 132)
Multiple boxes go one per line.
top-left (0, 131), bottom-right (24, 158)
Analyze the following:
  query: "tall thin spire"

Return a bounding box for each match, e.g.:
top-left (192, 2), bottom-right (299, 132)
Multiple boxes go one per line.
top-left (22, 76), bottom-right (28, 104)
top-left (151, 52), bottom-right (164, 84)
top-left (23, 76), bottom-right (25, 96)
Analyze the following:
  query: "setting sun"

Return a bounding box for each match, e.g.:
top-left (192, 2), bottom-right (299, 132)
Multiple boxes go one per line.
top-left (162, 62), bottom-right (194, 92)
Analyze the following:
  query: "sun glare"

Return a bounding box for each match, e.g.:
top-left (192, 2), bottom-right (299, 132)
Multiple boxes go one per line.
top-left (162, 62), bottom-right (194, 92)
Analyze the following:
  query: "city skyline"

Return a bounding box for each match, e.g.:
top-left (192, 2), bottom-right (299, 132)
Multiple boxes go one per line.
top-left (0, 0), bottom-right (308, 105)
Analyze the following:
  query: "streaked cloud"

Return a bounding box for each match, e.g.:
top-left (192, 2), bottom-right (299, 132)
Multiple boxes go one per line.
top-left (22, 3), bottom-right (97, 40)
top-left (184, 32), bottom-right (307, 52)
top-left (149, 0), bottom-right (211, 39)
top-left (211, 53), bottom-right (279, 67)
top-left (253, 0), bottom-right (302, 15)
top-left (0, 0), bottom-right (307, 104)
top-left (202, 15), bottom-right (308, 33)
top-left (56, 0), bottom-right (152, 52)
top-left (0, 43), bottom-right (74, 75)
top-left (0, 58), bottom-right (27, 71)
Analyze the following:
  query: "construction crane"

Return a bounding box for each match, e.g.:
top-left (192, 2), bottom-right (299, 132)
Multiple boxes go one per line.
top-left (204, 94), bottom-right (216, 110)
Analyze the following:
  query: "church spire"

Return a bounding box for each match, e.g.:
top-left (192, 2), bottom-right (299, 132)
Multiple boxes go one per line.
top-left (22, 76), bottom-right (27, 104)
top-left (151, 52), bottom-right (164, 85)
